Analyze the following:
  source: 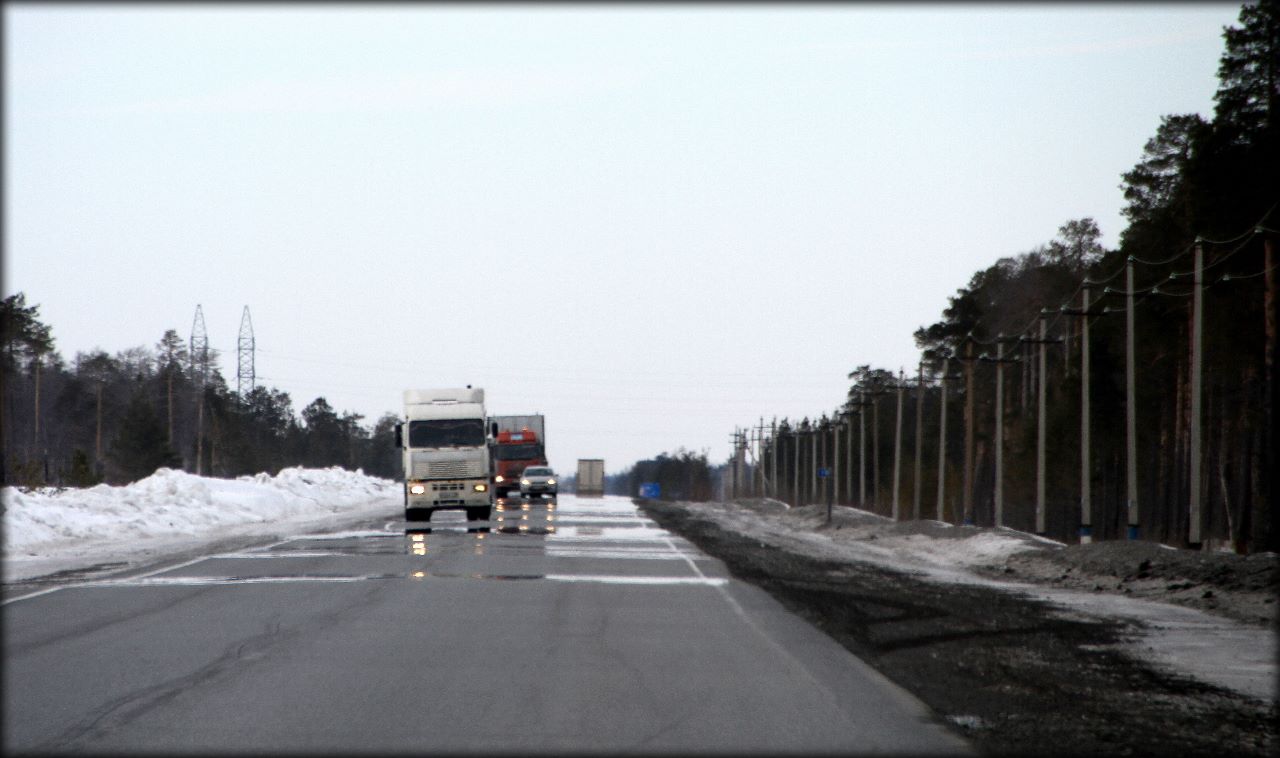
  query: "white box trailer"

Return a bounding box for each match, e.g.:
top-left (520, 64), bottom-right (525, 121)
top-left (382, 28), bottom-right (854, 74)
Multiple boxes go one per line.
top-left (576, 459), bottom-right (605, 496)
top-left (395, 388), bottom-right (493, 522)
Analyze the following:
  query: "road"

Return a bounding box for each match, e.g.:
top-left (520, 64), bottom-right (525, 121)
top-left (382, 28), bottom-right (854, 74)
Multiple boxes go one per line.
top-left (4, 495), bottom-right (970, 754)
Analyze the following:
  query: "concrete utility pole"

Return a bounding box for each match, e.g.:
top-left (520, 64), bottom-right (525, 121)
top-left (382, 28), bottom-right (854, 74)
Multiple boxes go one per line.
top-left (913, 363), bottom-right (925, 520)
top-left (936, 358), bottom-right (949, 522)
top-left (1062, 288), bottom-right (1106, 543)
top-left (1036, 315), bottom-right (1049, 534)
top-left (892, 369), bottom-right (905, 520)
top-left (811, 425), bottom-right (819, 507)
top-left (793, 426), bottom-right (800, 507)
top-left (833, 412), bottom-right (841, 506)
top-left (846, 410), bottom-right (855, 505)
top-left (771, 418), bottom-right (778, 500)
top-left (1189, 242), bottom-right (1204, 548)
top-left (1126, 259), bottom-right (1140, 539)
top-left (982, 339), bottom-right (1019, 528)
top-left (961, 340), bottom-right (978, 526)
top-left (1080, 288), bottom-right (1093, 543)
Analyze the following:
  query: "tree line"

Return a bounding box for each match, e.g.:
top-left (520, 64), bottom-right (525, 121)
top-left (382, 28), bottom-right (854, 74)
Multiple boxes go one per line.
top-left (736, 1), bottom-right (1278, 554)
top-left (1, 300), bottom-right (400, 487)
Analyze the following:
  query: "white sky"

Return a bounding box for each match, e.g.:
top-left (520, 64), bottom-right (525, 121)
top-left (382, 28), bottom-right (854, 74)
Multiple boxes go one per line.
top-left (4, 3), bottom-right (1244, 473)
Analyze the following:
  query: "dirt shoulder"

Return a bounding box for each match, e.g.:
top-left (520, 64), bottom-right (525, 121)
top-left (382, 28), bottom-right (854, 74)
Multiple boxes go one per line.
top-left (638, 498), bottom-right (1276, 757)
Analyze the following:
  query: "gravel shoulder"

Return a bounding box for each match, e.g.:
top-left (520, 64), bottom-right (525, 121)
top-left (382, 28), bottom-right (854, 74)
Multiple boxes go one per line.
top-left (638, 497), bottom-right (1277, 757)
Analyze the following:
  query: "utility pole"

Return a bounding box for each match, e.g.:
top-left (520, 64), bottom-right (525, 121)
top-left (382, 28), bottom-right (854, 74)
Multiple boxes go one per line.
top-left (771, 418), bottom-right (778, 500)
top-left (892, 369), bottom-right (905, 520)
top-left (936, 358), bottom-right (950, 522)
top-left (811, 423), bottom-right (819, 507)
top-left (913, 362), bottom-right (924, 520)
top-left (833, 411), bottom-right (841, 507)
top-left (1020, 313), bottom-right (1062, 535)
top-left (845, 408), bottom-right (854, 504)
top-left (1189, 241), bottom-right (1204, 548)
top-left (1126, 259), bottom-right (1140, 539)
top-left (981, 339), bottom-right (1020, 528)
top-left (1061, 288), bottom-right (1107, 543)
top-left (959, 339), bottom-right (980, 525)
top-left (793, 424), bottom-right (800, 507)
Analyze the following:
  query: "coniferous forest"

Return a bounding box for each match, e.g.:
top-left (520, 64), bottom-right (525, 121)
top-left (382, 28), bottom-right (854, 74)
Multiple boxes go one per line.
top-left (0, 304), bottom-right (401, 487)
top-left (745, 2), bottom-right (1278, 554)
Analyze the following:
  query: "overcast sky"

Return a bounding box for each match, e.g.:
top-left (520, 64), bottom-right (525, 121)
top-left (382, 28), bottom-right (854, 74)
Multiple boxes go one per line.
top-left (4, 3), bottom-right (1245, 475)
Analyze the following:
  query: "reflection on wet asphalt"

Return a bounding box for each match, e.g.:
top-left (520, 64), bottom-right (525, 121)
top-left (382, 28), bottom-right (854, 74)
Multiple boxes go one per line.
top-left (60, 494), bottom-right (718, 588)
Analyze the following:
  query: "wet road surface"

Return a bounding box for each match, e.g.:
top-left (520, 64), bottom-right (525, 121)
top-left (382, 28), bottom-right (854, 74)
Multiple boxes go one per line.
top-left (3, 495), bottom-right (970, 754)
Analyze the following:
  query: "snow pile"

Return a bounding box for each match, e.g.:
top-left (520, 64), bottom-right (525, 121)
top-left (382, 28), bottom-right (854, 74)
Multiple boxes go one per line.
top-left (3, 467), bottom-right (399, 580)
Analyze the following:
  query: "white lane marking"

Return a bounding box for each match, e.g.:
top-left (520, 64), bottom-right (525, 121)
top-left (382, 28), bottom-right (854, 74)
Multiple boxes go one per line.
top-left (545, 574), bottom-right (727, 586)
top-left (3, 554), bottom-right (217, 606)
top-left (88, 575), bottom-right (373, 587)
top-left (547, 548), bottom-right (711, 561)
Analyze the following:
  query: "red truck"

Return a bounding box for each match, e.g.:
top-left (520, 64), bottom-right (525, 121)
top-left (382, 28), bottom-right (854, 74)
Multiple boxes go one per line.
top-left (489, 416), bottom-right (547, 498)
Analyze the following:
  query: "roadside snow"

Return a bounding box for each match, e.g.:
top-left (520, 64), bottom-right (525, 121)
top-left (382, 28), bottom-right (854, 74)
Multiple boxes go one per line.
top-left (675, 499), bottom-right (1277, 704)
top-left (2, 467), bottom-right (400, 582)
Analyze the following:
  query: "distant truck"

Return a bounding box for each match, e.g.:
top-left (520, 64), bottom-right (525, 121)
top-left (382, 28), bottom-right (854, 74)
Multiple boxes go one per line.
top-left (395, 388), bottom-right (492, 522)
top-left (488, 414), bottom-right (547, 499)
top-left (576, 459), bottom-right (605, 496)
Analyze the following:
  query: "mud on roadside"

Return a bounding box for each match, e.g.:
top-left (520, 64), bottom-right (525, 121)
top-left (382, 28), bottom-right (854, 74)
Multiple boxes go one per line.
top-left (638, 499), bottom-right (1276, 757)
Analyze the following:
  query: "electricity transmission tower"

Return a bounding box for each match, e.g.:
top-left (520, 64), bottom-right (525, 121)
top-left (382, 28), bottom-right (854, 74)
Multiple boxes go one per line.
top-left (237, 306), bottom-right (255, 397)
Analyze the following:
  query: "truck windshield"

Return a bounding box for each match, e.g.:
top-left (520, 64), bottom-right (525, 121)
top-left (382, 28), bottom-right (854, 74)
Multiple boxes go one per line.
top-left (408, 419), bottom-right (486, 448)
top-left (492, 443), bottom-right (543, 461)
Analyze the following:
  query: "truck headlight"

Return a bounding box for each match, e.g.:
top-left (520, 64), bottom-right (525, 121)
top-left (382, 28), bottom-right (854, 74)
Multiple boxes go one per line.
top-left (409, 484), bottom-right (426, 495)
top-left (474, 484), bottom-right (488, 492)
top-left (495, 475), bottom-right (505, 483)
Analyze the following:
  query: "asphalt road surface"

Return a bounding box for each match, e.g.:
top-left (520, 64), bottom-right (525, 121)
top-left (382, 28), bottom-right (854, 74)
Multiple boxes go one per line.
top-left (4, 495), bottom-right (971, 755)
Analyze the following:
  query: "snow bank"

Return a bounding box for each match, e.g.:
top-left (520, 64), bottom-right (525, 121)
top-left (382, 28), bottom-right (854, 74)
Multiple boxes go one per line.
top-left (2, 467), bottom-right (400, 580)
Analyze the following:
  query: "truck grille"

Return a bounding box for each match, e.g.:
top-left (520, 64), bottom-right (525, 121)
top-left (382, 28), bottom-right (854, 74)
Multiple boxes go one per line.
top-left (424, 460), bottom-right (483, 479)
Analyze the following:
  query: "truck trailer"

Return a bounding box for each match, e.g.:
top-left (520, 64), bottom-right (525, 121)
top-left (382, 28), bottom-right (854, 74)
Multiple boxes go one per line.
top-left (576, 458), bottom-right (605, 497)
top-left (395, 388), bottom-right (493, 522)
top-left (488, 414), bottom-right (547, 499)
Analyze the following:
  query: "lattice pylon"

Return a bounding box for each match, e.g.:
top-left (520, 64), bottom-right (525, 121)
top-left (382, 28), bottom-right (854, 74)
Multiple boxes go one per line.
top-left (237, 306), bottom-right (255, 397)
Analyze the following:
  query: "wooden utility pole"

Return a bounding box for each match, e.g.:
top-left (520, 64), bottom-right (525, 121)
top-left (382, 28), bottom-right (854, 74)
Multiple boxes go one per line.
top-left (833, 413), bottom-right (841, 506)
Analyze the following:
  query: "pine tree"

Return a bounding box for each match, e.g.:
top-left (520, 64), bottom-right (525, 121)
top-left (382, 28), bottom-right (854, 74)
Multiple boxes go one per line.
top-left (107, 385), bottom-right (181, 483)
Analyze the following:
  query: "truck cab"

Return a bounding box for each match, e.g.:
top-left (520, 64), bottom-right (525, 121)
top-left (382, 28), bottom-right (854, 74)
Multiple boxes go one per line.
top-left (491, 428), bottom-right (547, 499)
top-left (396, 388), bottom-right (493, 522)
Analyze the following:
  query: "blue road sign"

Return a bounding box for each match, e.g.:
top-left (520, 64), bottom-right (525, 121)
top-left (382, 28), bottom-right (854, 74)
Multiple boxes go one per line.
top-left (640, 482), bottom-right (661, 498)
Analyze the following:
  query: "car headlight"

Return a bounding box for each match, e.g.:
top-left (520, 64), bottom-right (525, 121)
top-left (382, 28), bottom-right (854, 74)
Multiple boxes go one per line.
top-left (474, 484), bottom-right (487, 492)
top-left (409, 484), bottom-right (426, 495)
top-left (546, 479), bottom-right (556, 485)
top-left (495, 475), bottom-right (505, 483)
top-left (521, 479), bottom-right (531, 486)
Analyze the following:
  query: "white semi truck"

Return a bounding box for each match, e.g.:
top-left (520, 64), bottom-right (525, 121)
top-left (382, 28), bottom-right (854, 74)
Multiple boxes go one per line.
top-left (395, 388), bottom-right (493, 522)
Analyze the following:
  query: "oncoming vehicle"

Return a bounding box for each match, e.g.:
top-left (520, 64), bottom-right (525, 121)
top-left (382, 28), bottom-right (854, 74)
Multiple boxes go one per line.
top-left (520, 466), bottom-right (558, 499)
